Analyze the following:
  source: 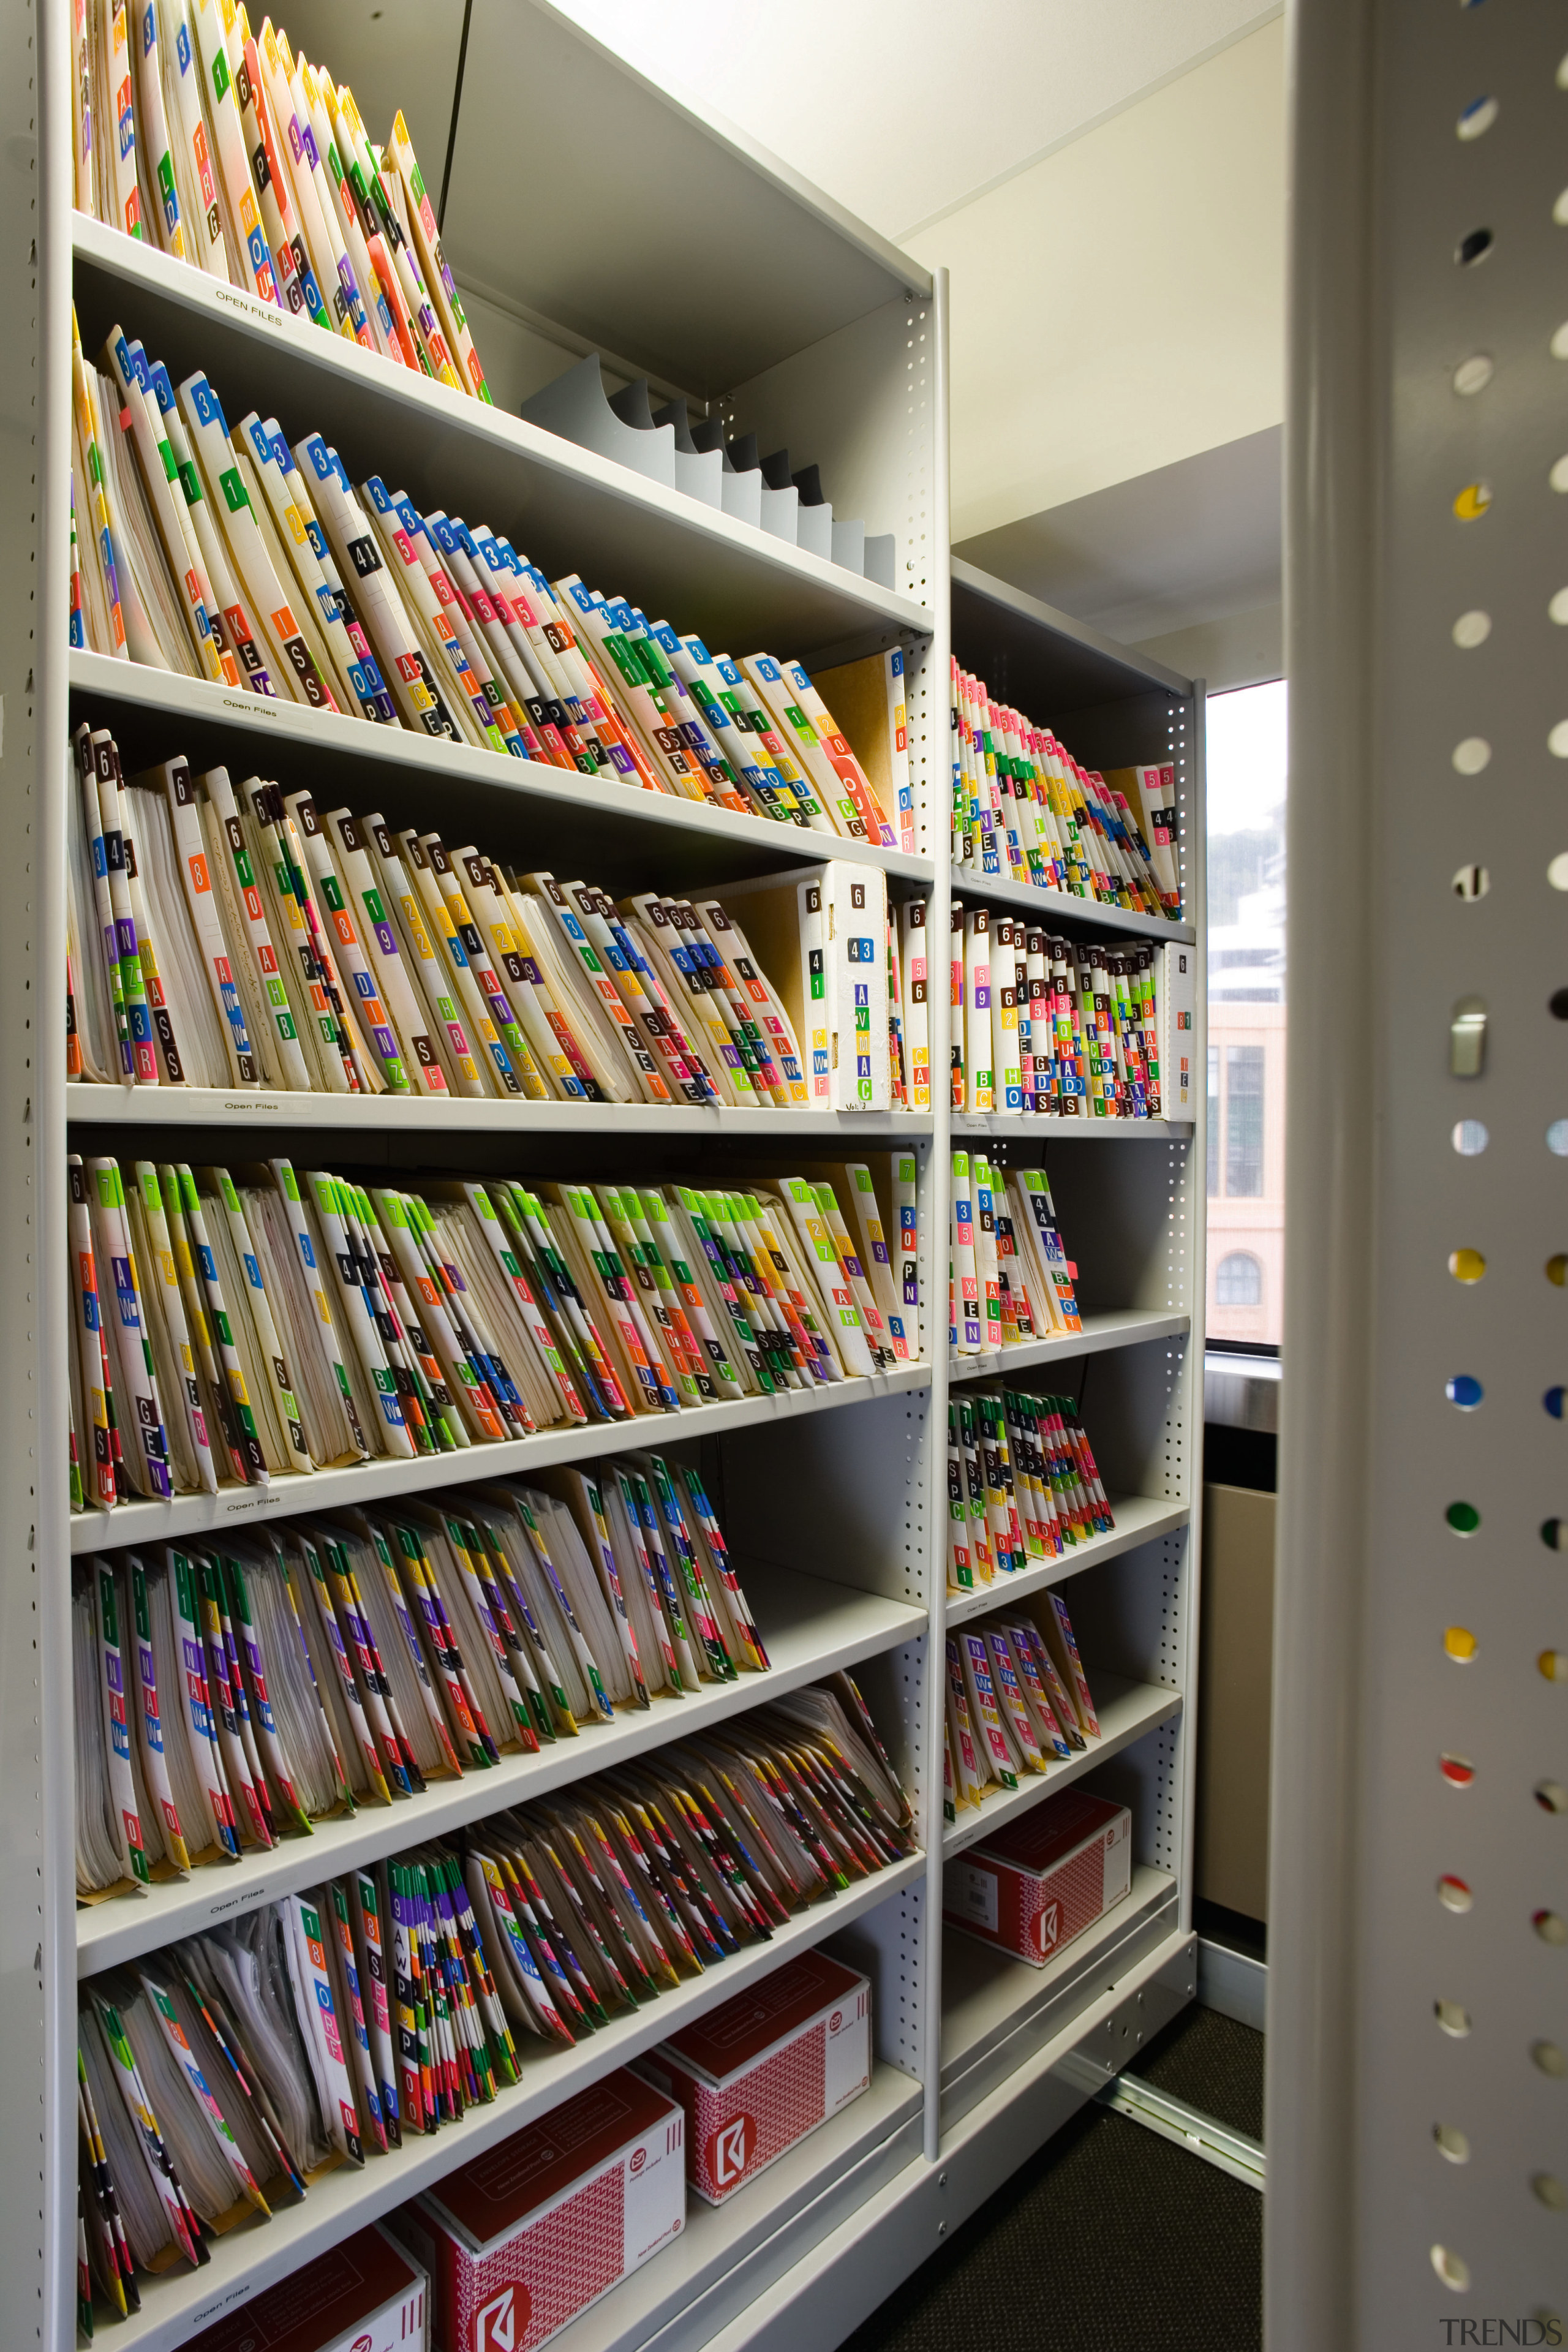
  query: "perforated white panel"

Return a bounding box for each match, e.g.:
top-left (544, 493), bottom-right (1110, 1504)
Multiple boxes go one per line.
top-left (1275, 3), bottom-right (1568, 2341)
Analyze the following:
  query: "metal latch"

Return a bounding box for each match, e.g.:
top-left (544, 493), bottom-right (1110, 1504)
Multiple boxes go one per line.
top-left (1450, 997), bottom-right (1487, 1077)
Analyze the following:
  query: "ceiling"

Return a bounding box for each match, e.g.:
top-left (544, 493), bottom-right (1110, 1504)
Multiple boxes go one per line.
top-left (273, 0), bottom-right (1279, 247)
top-left (547, 0), bottom-right (1280, 239)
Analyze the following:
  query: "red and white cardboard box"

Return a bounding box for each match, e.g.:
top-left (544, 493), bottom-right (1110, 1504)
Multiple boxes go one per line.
top-left (943, 1790), bottom-right (1132, 1967)
top-left (388, 2070), bottom-right (684, 2352)
top-left (184, 2222), bottom-right (427, 2352)
top-left (635, 1951), bottom-right (871, 2206)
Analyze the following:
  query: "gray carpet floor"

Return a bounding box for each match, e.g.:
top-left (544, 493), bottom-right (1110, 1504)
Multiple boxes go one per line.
top-left (841, 2008), bottom-right (1263, 2352)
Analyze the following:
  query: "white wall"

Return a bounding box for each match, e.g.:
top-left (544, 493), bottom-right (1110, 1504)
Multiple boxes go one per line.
top-left (905, 15), bottom-right (1286, 545)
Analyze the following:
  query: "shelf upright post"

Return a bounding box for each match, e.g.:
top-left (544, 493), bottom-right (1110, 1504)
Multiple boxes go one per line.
top-left (1267, 6), bottom-right (1393, 2333)
top-left (3, 4), bottom-right (80, 2346)
top-left (921, 265), bottom-right (954, 2166)
top-left (1173, 677), bottom-right (1208, 1939)
top-left (1272, 1), bottom-right (1568, 2341)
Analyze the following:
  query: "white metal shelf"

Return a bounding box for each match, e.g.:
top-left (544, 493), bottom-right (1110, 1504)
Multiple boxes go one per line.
top-left (943, 1498), bottom-right (1192, 1630)
top-left (65, 1084), bottom-right (932, 1140)
top-left (502, 2064), bottom-right (923, 2352)
top-left (933, 1922), bottom-right (1193, 2157)
top-left (77, 1561), bottom-right (924, 1974)
top-left (948, 866), bottom-right (1194, 947)
top-left (951, 1113), bottom-right (1193, 1141)
top-left (67, 650), bottom-right (934, 889)
top-left (949, 557), bottom-right (1189, 711)
top-left (940, 1863), bottom-right (1178, 2089)
top-left (99, 1851), bottom-right (925, 2352)
top-left (68, 1360), bottom-right (932, 1556)
top-left (941, 1676), bottom-right (1183, 1859)
top-left (948, 1306), bottom-right (1189, 1381)
top-left (71, 222), bottom-right (930, 668)
top-left (431, 0), bottom-right (931, 396)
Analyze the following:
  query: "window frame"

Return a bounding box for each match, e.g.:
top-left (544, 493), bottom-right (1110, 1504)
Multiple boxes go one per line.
top-left (1215, 1248), bottom-right (1264, 1308)
top-left (1204, 674), bottom-right (1288, 1358)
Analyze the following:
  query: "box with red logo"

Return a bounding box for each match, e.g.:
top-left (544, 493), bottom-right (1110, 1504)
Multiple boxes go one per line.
top-left (943, 1791), bottom-right (1131, 1966)
top-left (634, 1951), bottom-right (871, 2206)
top-left (387, 2070), bottom-right (684, 2352)
top-left (184, 2222), bottom-right (427, 2352)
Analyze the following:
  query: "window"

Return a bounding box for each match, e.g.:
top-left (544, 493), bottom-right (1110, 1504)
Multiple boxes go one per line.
top-left (1215, 1251), bottom-right (1263, 1308)
top-left (1225, 1045), bottom-right (1265, 1196)
top-left (1206, 679), bottom-right (1286, 1344)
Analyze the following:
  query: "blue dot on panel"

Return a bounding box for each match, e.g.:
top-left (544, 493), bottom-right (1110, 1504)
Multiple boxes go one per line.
top-left (1548, 1387), bottom-right (1567, 1420)
top-left (1447, 1375), bottom-right (1485, 1409)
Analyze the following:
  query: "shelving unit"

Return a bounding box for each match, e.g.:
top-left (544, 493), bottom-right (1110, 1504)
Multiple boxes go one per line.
top-left (18, 7), bottom-right (1207, 2345)
top-left (928, 557), bottom-right (1206, 2203)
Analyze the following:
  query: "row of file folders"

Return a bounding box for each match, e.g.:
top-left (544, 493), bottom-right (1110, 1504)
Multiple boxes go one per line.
top-left (72, 0), bottom-right (889, 576)
top-left (73, 1452), bottom-right (777, 1900)
top-left (951, 657), bottom-right (1183, 922)
top-left (73, 2), bottom-right (496, 398)
top-left (67, 722), bottom-right (908, 1111)
top-left (67, 1153), bottom-right (920, 1510)
top-left (66, 720), bottom-right (1189, 1118)
top-left (945, 1603), bottom-right (1102, 1817)
top-left (76, 1665), bottom-right (914, 2301)
top-left (69, 305), bottom-right (913, 849)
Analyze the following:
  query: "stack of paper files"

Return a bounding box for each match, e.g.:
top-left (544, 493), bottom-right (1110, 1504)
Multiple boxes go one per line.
top-left (72, 1452), bottom-right (772, 1899)
top-left (951, 657), bottom-right (1180, 918)
top-left (64, 723), bottom-right (862, 1110)
top-left (709, 865), bottom-right (933, 1114)
top-left (76, 1669), bottom-right (911, 2304)
top-left (66, 1154), bottom-right (922, 1512)
top-left (67, 4), bottom-right (903, 595)
top-left (949, 903), bottom-right (1166, 1118)
top-left (946, 1387), bottom-right (1114, 1594)
top-left (72, 1), bottom-right (492, 399)
top-left (944, 1593), bottom-right (1101, 1817)
top-left (949, 1152), bottom-right (1081, 1358)
top-left (67, 313), bottom-right (906, 847)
